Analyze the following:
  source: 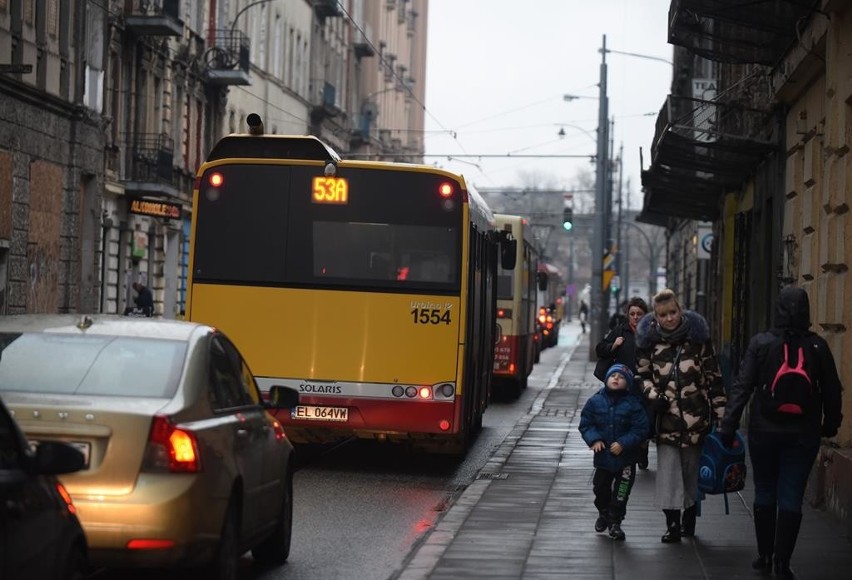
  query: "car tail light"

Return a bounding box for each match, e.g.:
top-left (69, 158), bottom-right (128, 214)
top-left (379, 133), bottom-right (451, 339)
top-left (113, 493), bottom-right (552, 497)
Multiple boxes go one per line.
top-left (127, 539), bottom-right (176, 550)
top-left (56, 482), bottom-right (77, 515)
top-left (143, 415), bottom-right (201, 473)
top-left (271, 419), bottom-right (287, 441)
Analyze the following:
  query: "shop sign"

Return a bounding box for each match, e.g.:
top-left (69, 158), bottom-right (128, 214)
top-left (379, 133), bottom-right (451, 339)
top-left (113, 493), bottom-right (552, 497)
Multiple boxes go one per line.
top-left (129, 198), bottom-right (182, 219)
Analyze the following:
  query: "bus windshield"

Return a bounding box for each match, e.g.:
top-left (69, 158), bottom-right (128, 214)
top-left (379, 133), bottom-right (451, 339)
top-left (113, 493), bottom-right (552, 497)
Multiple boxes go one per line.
top-left (194, 164), bottom-right (462, 293)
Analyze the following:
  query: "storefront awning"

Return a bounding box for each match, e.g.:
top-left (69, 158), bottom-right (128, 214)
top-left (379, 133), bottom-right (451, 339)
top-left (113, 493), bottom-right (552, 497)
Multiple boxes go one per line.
top-left (640, 94), bottom-right (777, 223)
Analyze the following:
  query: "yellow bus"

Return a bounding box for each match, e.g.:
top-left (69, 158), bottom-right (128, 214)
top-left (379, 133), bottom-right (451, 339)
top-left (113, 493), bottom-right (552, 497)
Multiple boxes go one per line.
top-left (493, 214), bottom-right (539, 398)
top-left (186, 115), bottom-right (515, 454)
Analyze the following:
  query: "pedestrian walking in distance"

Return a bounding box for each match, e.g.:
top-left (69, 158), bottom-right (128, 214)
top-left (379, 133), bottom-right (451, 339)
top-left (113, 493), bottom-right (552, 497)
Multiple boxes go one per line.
top-left (579, 300), bottom-right (589, 334)
top-left (579, 363), bottom-right (649, 541)
top-left (719, 287), bottom-right (843, 578)
top-left (635, 289), bottom-right (726, 543)
top-left (595, 297), bottom-right (652, 468)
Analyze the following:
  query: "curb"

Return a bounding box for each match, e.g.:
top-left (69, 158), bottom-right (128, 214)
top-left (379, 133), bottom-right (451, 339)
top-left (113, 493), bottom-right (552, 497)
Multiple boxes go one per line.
top-left (394, 334), bottom-right (582, 580)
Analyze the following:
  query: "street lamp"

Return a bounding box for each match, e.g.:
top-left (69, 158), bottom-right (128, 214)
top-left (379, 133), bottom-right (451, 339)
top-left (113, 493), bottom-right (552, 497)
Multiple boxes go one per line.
top-left (586, 36), bottom-right (673, 360)
top-left (229, 0), bottom-right (274, 35)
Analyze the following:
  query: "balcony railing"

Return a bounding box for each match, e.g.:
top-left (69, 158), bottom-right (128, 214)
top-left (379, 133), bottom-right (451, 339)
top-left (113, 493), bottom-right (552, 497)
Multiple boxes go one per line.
top-left (310, 81), bottom-right (340, 122)
top-left (125, 0), bottom-right (183, 37)
top-left (354, 24), bottom-right (375, 58)
top-left (204, 30), bottom-right (251, 86)
top-left (668, 0), bottom-right (817, 66)
top-left (123, 133), bottom-right (179, 198)
top-left (311, 0), bottom-right (343, 19)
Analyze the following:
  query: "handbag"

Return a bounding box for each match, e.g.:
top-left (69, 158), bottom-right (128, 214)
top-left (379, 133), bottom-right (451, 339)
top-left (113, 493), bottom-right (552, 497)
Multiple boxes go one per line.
top-left (592, 328), bottom-right (619, 381)
top-left (593, 357), bottom-right (610, 381)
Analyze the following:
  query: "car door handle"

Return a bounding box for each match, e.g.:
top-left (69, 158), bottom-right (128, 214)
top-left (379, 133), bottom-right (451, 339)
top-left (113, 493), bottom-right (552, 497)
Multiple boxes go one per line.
top-left (236, 428), bottom-right (250, 438)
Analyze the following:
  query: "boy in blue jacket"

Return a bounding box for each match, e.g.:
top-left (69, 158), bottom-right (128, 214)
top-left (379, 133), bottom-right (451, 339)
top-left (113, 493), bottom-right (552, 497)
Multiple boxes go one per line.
top-left (579, 363), bottom-right (649, 540)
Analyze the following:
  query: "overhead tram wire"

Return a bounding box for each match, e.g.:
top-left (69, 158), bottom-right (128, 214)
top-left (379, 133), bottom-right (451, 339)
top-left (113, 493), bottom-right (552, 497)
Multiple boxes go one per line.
top-left (333, 0), bottom-right (476, 160)
top-left (346, 153), bottom-right (596, 159)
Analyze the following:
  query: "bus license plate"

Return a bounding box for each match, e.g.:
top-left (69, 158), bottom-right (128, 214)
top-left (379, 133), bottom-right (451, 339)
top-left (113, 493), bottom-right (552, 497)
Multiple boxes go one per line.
top-left (292, 405), bottom-right (349, 422)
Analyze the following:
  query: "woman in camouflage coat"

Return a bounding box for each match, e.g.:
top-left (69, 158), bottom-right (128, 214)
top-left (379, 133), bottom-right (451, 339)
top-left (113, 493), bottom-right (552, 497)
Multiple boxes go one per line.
top-left (635, 289), bottom-right (726, 543)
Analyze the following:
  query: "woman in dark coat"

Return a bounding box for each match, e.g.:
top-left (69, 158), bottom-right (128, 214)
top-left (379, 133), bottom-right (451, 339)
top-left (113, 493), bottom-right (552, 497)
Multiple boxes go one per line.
top-left (719, 287), bottom-right (843, 578)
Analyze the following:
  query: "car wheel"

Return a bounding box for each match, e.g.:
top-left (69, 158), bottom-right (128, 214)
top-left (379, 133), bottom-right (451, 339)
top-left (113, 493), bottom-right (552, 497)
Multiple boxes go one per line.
top-left (210, 498), bottom-right (241, 580)
top-left (251, 468), bottom-right (293, 565)
top-left (62, 542), bottom-right (87, 580)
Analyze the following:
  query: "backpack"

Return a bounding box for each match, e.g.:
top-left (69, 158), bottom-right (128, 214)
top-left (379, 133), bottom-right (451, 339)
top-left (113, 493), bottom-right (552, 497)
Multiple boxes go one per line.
top-left (759, 334), bottom-right (817, 420)
top-left (697, 430), bottom-right (747, 513)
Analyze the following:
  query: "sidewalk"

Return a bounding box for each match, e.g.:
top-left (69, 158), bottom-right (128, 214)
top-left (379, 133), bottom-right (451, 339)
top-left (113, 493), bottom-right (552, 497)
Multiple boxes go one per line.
top-left (396, 325), bottom-right (852, 580)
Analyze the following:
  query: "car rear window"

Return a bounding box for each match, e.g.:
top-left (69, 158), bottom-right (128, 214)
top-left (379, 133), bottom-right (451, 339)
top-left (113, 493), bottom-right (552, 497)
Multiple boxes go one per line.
top-left (0, 333), bottom-right (186, 398)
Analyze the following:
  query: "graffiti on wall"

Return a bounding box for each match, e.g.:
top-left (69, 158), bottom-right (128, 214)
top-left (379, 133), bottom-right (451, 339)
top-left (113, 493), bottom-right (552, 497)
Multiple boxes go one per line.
top-left (27, 160), bottom-right (62, 313)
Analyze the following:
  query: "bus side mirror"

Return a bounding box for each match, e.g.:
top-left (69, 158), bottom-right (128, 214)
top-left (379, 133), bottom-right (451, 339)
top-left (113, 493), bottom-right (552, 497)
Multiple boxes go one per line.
top-left (499, 231), bottom-right (517, 270)
top-left (537, 272), bottom-right (548, 291)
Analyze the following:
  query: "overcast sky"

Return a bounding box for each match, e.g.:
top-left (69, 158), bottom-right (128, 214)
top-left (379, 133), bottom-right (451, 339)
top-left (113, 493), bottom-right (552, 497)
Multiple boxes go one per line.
top-left (424, 0), bottom-right (673, 211)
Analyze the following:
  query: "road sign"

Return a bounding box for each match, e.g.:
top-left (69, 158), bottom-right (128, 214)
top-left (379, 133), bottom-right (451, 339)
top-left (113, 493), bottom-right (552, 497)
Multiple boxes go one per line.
top-left (603, 270), bottom-right (615, 290)
top-left (603, 253), bottom-right (614, 270)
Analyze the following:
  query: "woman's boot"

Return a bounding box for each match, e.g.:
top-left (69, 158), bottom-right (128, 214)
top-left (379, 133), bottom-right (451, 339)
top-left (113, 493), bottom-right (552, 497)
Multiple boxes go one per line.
top-left (751, 504), bottom-right (776, 574)
top-left (681, 504), bottom-right (697, 537)
top-left (638, 440), bottom-right (650, 470)
top-left (774, 510), bottom-right (802, 580)
top-left (661, 509), bottom-right (681, 543)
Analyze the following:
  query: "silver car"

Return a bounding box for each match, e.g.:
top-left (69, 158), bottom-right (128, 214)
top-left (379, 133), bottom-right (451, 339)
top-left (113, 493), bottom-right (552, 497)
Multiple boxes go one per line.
top-left (0, 315), bottom-right (299, 580)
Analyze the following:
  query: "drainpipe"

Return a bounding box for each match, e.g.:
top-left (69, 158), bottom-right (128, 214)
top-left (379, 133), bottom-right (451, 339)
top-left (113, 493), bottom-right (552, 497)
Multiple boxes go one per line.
top-left (100, 214), bottom-right (111, 313)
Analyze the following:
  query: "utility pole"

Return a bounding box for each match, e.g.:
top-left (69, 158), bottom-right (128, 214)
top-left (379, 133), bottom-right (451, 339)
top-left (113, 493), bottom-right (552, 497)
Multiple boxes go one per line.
top-left (590, 34), bottom-right (609, 359)
top-left (623, 177), bottom-right (631, 300)
top-left (614, 142), bottom-right (624, 308)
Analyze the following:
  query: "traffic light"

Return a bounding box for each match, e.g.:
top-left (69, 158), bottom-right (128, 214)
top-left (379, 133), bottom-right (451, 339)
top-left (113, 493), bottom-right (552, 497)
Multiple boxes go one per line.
top-left (562, 207), bottom-right (573, 231)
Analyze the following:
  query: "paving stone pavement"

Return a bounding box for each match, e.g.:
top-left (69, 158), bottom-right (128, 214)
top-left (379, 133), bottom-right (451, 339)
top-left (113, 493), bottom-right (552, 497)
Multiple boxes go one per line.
top-left (396, 324), bottom-right (852, 580)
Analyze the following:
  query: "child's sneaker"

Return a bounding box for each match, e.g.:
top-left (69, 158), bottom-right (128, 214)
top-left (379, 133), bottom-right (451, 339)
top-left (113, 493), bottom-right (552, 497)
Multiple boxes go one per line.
top-left (609, 522), bottom-right (626, 540)
top-left (594, 514), bottom-right (609, 533)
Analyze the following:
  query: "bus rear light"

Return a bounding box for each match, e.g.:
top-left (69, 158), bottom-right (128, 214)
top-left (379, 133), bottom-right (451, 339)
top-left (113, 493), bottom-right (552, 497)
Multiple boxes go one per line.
top-left (392, 385), bottom-right (405, 397)
top-left (538, 315), bottom-right (547, 324)
top-left (439, 420), bottom-right (451, 431)
top-left (543, 329), bottom-right (550, 336)
top-left (438, 182), bottom-right (454, 198)
top-left (509, 363), bottom-right (516, 373)
top-left (439, 384), bottom-right (455, 397)
top-left (418, 387), bottom-right (432, 399)
top-left (533, 334), bottom-right (540, 342)
top-left (209, 172), bottom-right (224, 187)
top-left (497, 308), bottom-right (512, 319)
top-left (405, 386), bottom-right (418, 398)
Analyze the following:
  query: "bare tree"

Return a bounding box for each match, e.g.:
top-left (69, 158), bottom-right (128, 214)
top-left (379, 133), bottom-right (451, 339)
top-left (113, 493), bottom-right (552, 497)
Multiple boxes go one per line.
top-left (568, 166), bottom-right (595, 214)
top-left (517, 170), bottom-right (560, 190)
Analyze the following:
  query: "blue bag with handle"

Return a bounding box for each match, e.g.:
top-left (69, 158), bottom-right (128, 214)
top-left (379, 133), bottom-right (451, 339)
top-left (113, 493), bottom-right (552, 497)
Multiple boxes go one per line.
top-left (697, 428), bottom-right (747, 514)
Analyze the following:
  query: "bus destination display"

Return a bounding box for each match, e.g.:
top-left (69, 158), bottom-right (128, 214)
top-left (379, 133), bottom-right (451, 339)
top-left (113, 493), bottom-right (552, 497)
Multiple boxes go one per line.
top-left (312, 176), bottom-right (349, 205)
